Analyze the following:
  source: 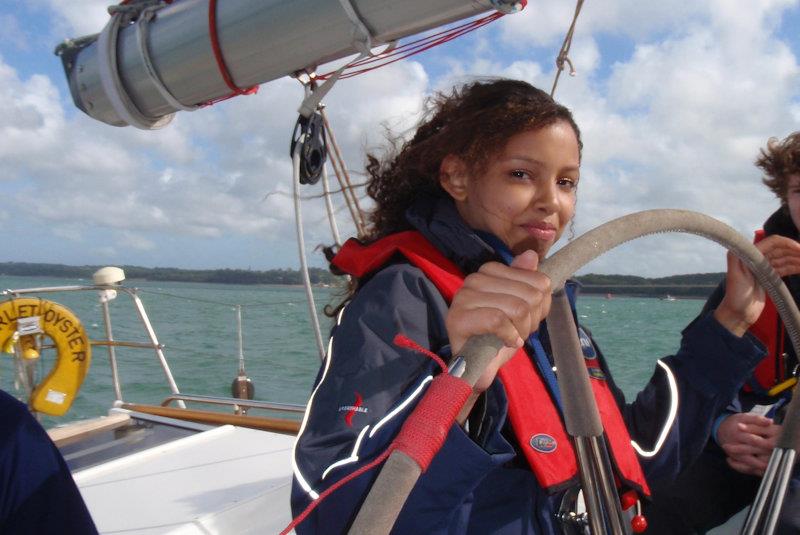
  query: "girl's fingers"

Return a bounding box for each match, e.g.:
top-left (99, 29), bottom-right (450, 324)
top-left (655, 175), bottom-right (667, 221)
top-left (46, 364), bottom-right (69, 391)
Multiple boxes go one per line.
top-left (463, 272), bottom-right (550, 307)
top-left (450, 261), bottom-right (552, 349)
top-left (453, 288), bottom-right (540, 341)
top-left (446, 252), bottom-right (552, 386)
top-left (447, 305), bottom-right (525, 351)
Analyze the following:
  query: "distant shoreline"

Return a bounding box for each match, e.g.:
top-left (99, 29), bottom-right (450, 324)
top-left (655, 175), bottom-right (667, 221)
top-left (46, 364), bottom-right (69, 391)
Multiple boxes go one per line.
top-left (0, 262), bottom-right (724, 297)
top-left (0, 262), bottom-right (340, 287)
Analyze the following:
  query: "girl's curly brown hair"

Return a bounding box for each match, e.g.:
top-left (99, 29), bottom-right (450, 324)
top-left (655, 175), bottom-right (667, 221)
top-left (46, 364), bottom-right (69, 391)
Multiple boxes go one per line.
top-left (363, 78), bottom-right (583, 240)
top-left (757, 131), bottom-right (800, 204)
top-left (325, 79), bottom-right (582, 314)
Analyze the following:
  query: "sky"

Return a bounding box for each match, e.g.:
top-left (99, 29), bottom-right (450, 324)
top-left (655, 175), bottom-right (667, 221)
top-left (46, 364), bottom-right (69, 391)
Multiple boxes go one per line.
top-left (1, 0), bottom-right (799, 277)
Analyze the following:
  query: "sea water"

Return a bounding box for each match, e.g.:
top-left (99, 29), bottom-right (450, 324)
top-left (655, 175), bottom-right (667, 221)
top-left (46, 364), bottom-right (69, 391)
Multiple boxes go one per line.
top-left (0, 274), bottom-right (706, 428)
top-left (1, 274), bottom-right (747, 533)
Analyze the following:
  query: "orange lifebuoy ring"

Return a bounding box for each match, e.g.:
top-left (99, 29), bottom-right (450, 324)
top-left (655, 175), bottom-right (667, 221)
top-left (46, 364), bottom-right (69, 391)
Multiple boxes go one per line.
top-left (0, 298), bottom-right (92, 416)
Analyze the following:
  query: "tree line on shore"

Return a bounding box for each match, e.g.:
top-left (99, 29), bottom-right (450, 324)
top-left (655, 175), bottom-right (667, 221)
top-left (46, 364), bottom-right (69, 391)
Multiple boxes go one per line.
top-left (576, 272), bottom-right (724, 298)
top-left (2, 262), bottom-right (725, 297)
top-left (0, 262), bottom-right (339, 286)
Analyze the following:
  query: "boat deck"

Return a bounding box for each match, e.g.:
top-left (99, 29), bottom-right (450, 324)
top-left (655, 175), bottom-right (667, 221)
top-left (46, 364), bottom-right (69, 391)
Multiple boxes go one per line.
top-left (70, 409), bottom-right (295, 534)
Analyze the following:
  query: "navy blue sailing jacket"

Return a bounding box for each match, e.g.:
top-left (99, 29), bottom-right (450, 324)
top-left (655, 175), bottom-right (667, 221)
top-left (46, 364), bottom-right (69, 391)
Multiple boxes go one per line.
top-left (290, 197), bottom-right (765, 534)
top-left (0, 389), bottom-right (98, 534)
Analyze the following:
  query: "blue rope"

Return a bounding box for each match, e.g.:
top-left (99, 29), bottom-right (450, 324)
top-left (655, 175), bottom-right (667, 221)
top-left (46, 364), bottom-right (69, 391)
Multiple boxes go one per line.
top-left (476, 232), bottom-right (563, 409)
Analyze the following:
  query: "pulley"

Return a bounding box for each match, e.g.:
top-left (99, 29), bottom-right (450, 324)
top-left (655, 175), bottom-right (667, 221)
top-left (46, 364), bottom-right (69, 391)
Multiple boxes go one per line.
top-left (290, 111), bottom-right (328, 185)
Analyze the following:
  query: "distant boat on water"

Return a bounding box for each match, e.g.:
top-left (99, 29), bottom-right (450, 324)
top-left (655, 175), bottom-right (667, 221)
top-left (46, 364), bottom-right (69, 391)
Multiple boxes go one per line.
top-left (661, 294), bottom-right (677, 301)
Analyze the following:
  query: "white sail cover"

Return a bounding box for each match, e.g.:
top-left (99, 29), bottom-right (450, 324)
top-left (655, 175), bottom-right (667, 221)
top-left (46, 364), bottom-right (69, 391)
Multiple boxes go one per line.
top-left (57, 0), bottom-right (524, 128)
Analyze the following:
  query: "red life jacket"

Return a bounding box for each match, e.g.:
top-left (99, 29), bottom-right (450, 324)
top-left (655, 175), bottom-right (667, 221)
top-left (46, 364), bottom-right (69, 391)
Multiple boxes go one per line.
top-left (745, 230), bottom-right (791, 394)
top-left (333, 230), bottom-right (651, 496)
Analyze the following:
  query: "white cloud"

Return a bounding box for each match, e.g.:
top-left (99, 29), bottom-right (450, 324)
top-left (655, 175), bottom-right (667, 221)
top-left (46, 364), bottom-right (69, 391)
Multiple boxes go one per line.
top-left (51, 226), bottom-right (84, 242)
top-left (2, 0), bottom-right (798, 276)
top-left (42, 0), bottom-right (110, 37)
top-left (92, 245), bottom-right (118, 259)
top-left (437, 0), bottom-right (799, 275)
top-left (500, 0), bottom-right (708, 47)
top-left (119, 231), bottom-right (155, 251)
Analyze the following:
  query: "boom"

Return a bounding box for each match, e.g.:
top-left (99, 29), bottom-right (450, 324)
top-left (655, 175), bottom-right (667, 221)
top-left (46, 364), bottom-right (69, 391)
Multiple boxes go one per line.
top-left (56, 0), bottom-right (523, 128)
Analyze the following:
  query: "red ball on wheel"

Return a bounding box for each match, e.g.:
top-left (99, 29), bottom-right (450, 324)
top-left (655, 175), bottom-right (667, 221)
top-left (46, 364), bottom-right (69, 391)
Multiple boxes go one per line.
top-left (631, 515), bottom-right (648, 533)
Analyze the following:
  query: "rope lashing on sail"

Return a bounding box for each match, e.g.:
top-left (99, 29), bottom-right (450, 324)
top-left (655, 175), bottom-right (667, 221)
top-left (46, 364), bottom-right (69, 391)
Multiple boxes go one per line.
top-left (550, 0), bottom-right (585, 97)
top-left (337, 0), bottom-right (375, 56)
top-left (280, 334), bottom-right (472, 535)
top-left (136, 4), bottom-right (199, 112)
top-left (99, 0), bottom-right (175, 129)
top-left (316, 0), bottom-right (528, 81)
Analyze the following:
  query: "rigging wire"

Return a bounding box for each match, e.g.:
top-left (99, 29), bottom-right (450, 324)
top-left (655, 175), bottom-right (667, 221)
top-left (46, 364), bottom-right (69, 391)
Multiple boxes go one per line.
top-left (319, 107), bottom-right (367, 236)
top-left (137, 288), bottom-right (315, 308)
top-left (262, 180), bottom-right (367, 202)
top-left (316, 12), bottom-right (506, 81)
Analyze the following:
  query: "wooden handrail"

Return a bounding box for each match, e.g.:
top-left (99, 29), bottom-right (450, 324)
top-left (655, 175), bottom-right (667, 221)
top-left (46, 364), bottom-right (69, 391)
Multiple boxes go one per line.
top-left (121, 403), bottom-right (301, 435)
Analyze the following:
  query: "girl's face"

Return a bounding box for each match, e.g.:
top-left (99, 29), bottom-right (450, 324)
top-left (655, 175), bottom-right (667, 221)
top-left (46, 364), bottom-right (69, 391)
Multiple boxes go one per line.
top-left (441, 120), bottom-right (581, 257)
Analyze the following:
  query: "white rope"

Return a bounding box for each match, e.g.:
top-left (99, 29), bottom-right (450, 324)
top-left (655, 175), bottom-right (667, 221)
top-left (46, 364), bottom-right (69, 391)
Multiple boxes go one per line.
top-left (98, 10), bottom-right (173, 129)
top-left (321, 165), bottom-right (343, 246)
top-left (550, 0), bottom-right (585, 97)
top-left (292, 141), bottom-right (327, 361)
top-left (136, 6), bottom-right (199, 112)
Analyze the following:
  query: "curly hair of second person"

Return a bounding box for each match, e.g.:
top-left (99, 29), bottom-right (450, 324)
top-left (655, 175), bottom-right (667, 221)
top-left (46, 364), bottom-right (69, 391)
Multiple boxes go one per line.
top-left (758, 131), bottom-right (800, 202)
top-left (364, 78), bottom-right (583, 240)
